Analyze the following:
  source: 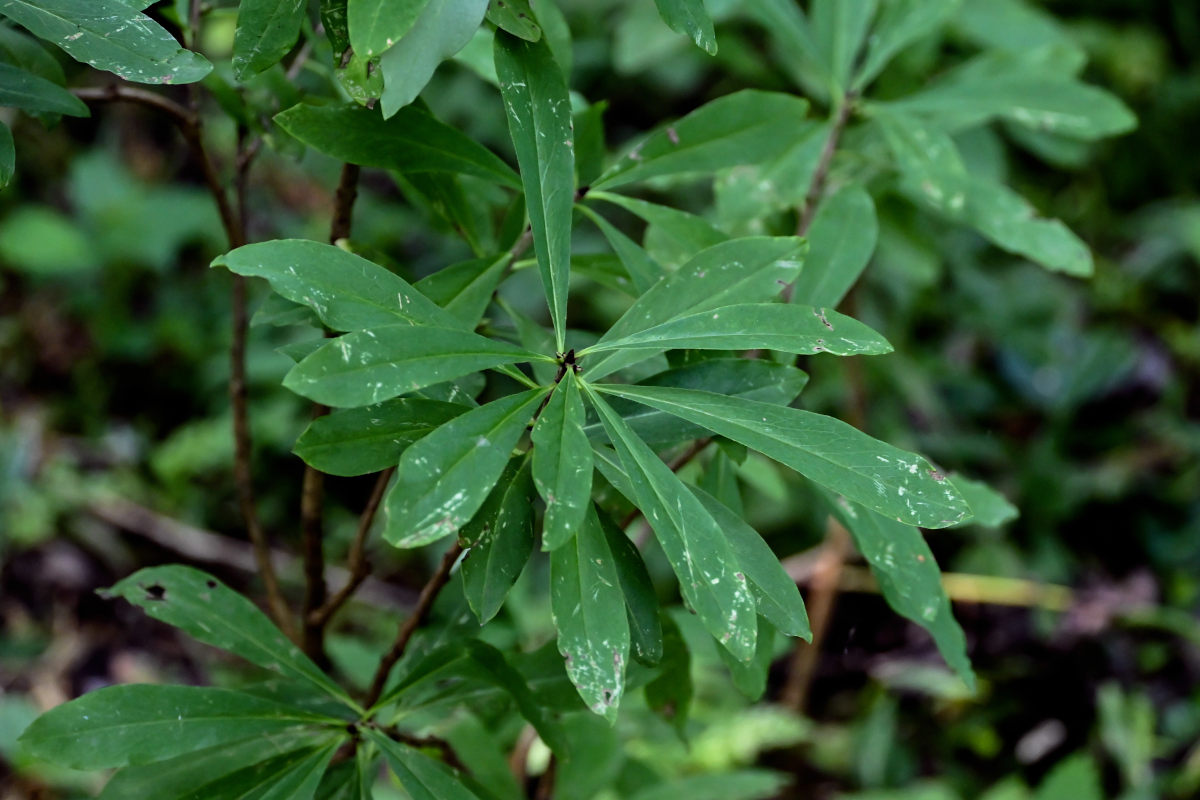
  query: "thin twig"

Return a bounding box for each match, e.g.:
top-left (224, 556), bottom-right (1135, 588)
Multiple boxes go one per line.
top-left (71, 85), bottom-right (195, 127)
top-left (309, 467), bottom-right (395, 628)
top-left (301, 163), bottom-right (364, 662)
top-left (364, 542), bottom-right (464, 708)
top-left (780, 519), bottom-right (850, 712)
top-left (795, 91), bottom-right (858, 238)
top-left (228, 128), bottom-right (294, 637)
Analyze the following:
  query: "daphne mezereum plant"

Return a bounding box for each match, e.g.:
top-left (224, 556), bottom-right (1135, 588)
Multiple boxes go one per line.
top-left (4, 0), bottom-right (1133, 796)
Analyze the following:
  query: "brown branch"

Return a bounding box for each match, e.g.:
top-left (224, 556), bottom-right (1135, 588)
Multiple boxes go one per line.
top-left (780, 518), bottom-right (850, 712)
top-left (364, 542), bottom-right (465, 708)
top-left (308, 467), bottom-right (395, 628)
top-left (71, 85), bottom-right (194, 127)
top-left (795, 91), bottom-right (857, 238)
top-left (300, 163), bottom-right (364, 662)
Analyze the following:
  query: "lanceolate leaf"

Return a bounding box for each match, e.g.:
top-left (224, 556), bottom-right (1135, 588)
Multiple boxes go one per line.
top-left (348, 0), bottom-right (431, 59)
top-left (365, 728), bottom-right (487, 800)
top-left (653, 0), bottom-right (717, 55)
top-left (584, 359), bottom-right (809, 446)
top-left (384, 387), bottom-right (548, 547)
top-left (275, 103), bottom-right (521, 189)
top-left (592, 90), bottom-right (810, 190)
top-left (825, 495), bottom-right (975, 688)
top-left (177, 742), bottom-right (339, 800)
top-left (947, 472), bottom-right (1019, 528)
top-left (584, 385), bottom-right (758, 661)
top-left (0, 62), bottom-right (87, 115)
top-left (550, 504), bottom-right (631, 721)
top-left (581, 303), bottom-right (892, 356)
top-left (103, 566), bottom-right (354, 706)
top-left (414, 254), bottom-right (512, 325)
top-left (810, 0), bottom-right (877, 92)
top-left (232, 0), bottom-right (306, 81)
top-left (293, 398), bottom-right (466, 476)
top-left (853, 0), bottom-right (961, 91)
top-left (588, 191), bottom-right (727, 262)
top-left (719, 616), bottom-right (776, 700)
top-left (789, 184), bottom-right (878, 308)
top-left (214, 239), bottom-right (458, 330)
top-left (644, 613), bottom-right (691, 735)
top-left (0, 0), bottom-right (211, 84)
top-left (885, 75), bottom-right (1136, 142)
top-left (532, 371), bottom-right (593, 550)
top-left (585, 236), bottom-right (806, 380)
top-left (283, 326), bottom-right (545, 408)
top-left (486, 0), bottom-right (540, 42)
top-left (576, 204), bottom-right (665, 294)
top-left (597, 508), bottom-right (663, 664)
top-left (0, 122), bottom-right (13, 189)
top-left (495, 30), bottom-right (574, 351)
top-left (878, 112), bottom-right (1093, 276)
top-left (460, 457), bottom-right (536, 624)
top-left (18, 685), bottom-right (335, 770)
top-left (378, 0), bottom-right (488, 117)
top-left (596, 385), bottom-right (972, 528)
top-left (99, 730), bottom-right (338, 800)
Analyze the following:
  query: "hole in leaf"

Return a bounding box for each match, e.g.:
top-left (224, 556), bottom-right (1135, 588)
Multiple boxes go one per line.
top-left (205, 580), bottom-right (217, 589)
top-left (144, 584), bottom-right (167, 601)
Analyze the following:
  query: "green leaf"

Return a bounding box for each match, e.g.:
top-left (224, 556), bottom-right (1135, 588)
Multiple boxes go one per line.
top-left (319, 0), bottom-right (350, 55)
top-left (789, 185), bottom-right (877, 308)
top-left (348, 0), bottom-right (431, 59)
top-left (585, 236), bottom-right (806, 380)
top-left (214, 239), bottom-right (458, 330)
top-left (0, 0), bottom-right (211, 84)
top-left (232, 0), bottom-right (306, 81)
top-left (691, 487), bottom-right (810, 639)
top-left (0, 61), bottom-right (87, 115)
top-left (275, 103), bottom-right (521, 189)
top-left (365, 728), bottom-right (487, 800)
top-left (582, 303), bottom-right (892, 357)
top-left (584, 385), bottom-right (758, 661)
top-left (176, 742), bottom-right (339, 800)
top-left (878, 112), bottom-right (1093, 276)
top-left (884, 75), bottom-right (1136, 142)
top-left (1034, 754), bottom-right (1102, 800)
top-left (460, 457), bottom-right (535, 623)
top-left (18, 685), bottom-right (334, 770)
top-left (742, 0), bottom-right (829, 101)
top-left (0, 122), bottom-right (12, 189)
top-left (576, 204), bottom-right (665, 294)
top-left (283, 326), bottom-right (543, 408)
top-left (853, 0), bottom-right (961, 91)
top-left (458, 640), bottom-right (569, 754)
top-left (825, 496), bottom-right (975, 689)
top-left (592, 90), bottom-right (810, 190)
top-left (383, 387), bottom-right (548, 547)
top-left (532, 372), bottom-right (593, 550)
top-left (596, 385), bottom-right (972, 528)
top-left (629, 770), bottom-right (790, 800)
top-left (947, 472), bottom-right (1018, 528)
top-left (294, 398), bottom-right (466, 476)
top-left (589, 191), bottom-right (727, 264)
top-left (102, 566), bottom-right (355, 706)
top-left (495, 31), bottom-right (574, 351)
top-left (811, 0), bottom-right (876, 92)
top-left (719, 617), bottom-right (776, 700)
top-left (597, 507), bottom-right (663, 665)
top-left (486, 0), bottom-right (540, 42)
top-left (653, 0), bottom-right (716, 55)
top-left (584, 357), bottom-right (809, 446)
top-left (714, 120), bottom-right (825, 224)
top-left (414, 254), bottom-right (512, 326)
top-left (100, 730), bottom-right (337, 800)
top-left (378, 0), bottom-right (488, 118)
top-left (644, 612), bottom-right (691, 735)
top-left (0, 23), bottom-right (66, 84)
top-left (550, 504), bottom-right (631, 721)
